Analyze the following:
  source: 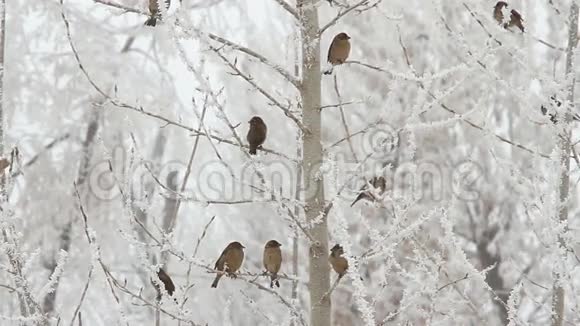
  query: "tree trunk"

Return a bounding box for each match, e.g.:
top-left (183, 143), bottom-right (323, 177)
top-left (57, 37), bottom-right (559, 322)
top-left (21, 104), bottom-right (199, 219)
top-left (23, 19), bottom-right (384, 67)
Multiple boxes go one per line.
top-left (297, 2), bottom-right (330, 326)
top-left (552, 4), bottom-right (578, 326)
top-left (0, 0), bottom-right (5, 195)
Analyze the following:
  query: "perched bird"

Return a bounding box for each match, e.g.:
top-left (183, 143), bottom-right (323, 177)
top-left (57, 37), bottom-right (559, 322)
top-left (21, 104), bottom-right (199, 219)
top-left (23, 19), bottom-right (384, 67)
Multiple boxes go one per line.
top-left (540, 95), bottom-right (580, 123)
top-left (211, 241), bottom-right (245, 288)
top-left (145, 0), bottom-right (170, 26)
top-left (351, 176), bottom-right (387, 207)
top-left (247, 116), bottom-right (267, 155)
top-left (505, 9), bottom-right (524, 32)
top-left (0, 157), bottom-right (9, 176)
top-left (323, 32), bottom-right (351, 75)
top-left (493, 1), bottom-right (508, 25)
top-left (263, 240), bottom-right (282, 288)
top-left (153, 268), bottom-right (175, 301)
top-left (329, 244), bottom-right (348, 279)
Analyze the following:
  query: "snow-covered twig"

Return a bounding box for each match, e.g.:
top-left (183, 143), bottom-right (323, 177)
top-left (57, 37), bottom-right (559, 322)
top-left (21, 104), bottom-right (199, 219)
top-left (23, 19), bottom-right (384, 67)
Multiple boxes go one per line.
top-left (92, 0), bottom-right (145, 14)
top-left (272, 0), bottom-right (299, 20)
top-left (319, 0), bottom-right (381, 36)
top-left (333, 74), bottom-right (358, 162)
top-left (207, 33), bottom-right (300, 88)
top-left (208, 45), bottom-right (308, 133)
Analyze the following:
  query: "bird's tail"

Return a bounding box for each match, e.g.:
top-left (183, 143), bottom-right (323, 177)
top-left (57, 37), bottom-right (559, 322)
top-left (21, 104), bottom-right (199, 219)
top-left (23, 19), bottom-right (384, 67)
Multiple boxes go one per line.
top-left (270, 273), bottom-right (280, 288)
top-left (144, 16), bottom-right (157, 26)
top-left (211, 275), bottom-right (221, 288)
top-left (249, 146), bottom-right (257, 155)
top-left (350, 193), bottom-right (364, 207)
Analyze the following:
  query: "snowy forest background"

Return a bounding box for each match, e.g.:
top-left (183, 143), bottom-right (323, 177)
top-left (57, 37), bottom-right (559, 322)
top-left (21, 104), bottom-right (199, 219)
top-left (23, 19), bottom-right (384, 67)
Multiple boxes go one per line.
top-left (2, 0), bottom-right (580, 325)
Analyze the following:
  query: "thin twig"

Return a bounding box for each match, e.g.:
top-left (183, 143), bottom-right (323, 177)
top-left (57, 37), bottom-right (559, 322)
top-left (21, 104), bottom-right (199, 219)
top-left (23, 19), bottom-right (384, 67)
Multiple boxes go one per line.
top-left (209, 45), bottom-right (308, 133)
top-left (192, 216), bottom-right (216, 258)
top-left (271, 0), bottom-right (299, 20)
top-left (333, 74), bottom-right (358, 162)
top-left (437, 273), bottom-right (469, 292)
top-left (396, 25), bottom-right (551, 159)
top-left (319, 0), bottom-right (377, 36)
top-left (68, 267), bottom-right (94, 326)
top-left (93, 0), bottom-right (145, 14)
top-left (207, 33), bottom-right (299, 88)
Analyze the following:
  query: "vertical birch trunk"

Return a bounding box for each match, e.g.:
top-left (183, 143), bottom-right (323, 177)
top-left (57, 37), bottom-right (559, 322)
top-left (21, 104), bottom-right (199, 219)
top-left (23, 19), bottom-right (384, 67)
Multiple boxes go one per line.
top-left (552, 4), bottom-right (578, 326)
top-left (297, 1), bottom-right (331, 325)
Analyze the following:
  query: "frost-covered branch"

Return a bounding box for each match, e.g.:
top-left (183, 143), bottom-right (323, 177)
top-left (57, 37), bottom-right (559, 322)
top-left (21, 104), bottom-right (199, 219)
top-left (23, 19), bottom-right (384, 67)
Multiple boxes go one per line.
top-left (272, 0), bottom-right (299, 20)
top-left (332, 74), bottom-right (358, 162)
top-left (209, 45), bottom-right (308, 133)
top-left (319, 0), bottom-right (381, 36)
top-left (394, 26), bottom-right (552, 160)
top-left (207, 33), bottom-right (300, 88)
top-left (551, 3), bottom-right (578, 326)
top-left (93, 0), bottom-right (145, 15)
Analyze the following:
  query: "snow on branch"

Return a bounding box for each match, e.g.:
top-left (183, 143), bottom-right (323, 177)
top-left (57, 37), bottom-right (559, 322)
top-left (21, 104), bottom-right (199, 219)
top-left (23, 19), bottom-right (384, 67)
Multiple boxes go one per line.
top-left (319, 0), bottom-right (383, 36)
top-left (272, 0), bottom-right (299, 20)
top-left (208, 45), bottom-right (309, 133)
top-left (207, 33), bottom-right (300, 88)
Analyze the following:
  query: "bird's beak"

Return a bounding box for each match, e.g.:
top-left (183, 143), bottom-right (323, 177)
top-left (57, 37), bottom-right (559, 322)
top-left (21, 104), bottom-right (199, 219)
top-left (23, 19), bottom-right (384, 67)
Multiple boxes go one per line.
top-left (347, 36), bottom-right (351, 39)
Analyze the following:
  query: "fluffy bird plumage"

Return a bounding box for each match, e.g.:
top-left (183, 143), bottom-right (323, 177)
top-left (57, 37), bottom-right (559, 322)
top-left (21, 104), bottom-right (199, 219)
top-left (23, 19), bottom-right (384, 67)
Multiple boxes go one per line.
top-left (324, 32), bottom-right (351, 75)
top-left (505, 9), bottom-right (524, 32)
top-left (211, 241), bottom-right (245, 288)
top-left (329, 244), bottom-right (348, 278)
top-left (153, 268), bottom-right (176, 302)
top-left (351, 176), bottom-right (387, 207)
top-left (247, 116), bottom-right (267, 155)
top-left (493, 1), bottom-right (508, 25)
top-left (263, 240), bottom-right (282, 288)
top-left (145, 0), bottom-right (170, 26)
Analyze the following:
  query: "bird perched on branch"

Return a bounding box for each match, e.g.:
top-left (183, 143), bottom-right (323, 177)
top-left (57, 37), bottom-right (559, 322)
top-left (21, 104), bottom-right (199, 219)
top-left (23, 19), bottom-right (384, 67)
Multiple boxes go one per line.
top-left (351, 176), bottom-right (387, 207)
top-left (540, 95), bottom-right (580, 123)
top-left (145, 0), bottom-right (170, 26)
top-left (263, 240), bottom-right (282, 288)
top-left (323, 32), bottom-right (351, 75)
top-left (153, 268), bottom-right (175, 301)
top-left (247, 116), bottom-right (267, 155)
top-left (493, 2), bottom-right (524, 33)
top-left (211, 241), bottom-right (245, 288)
top-left (505, 9), bottom-right (524, 32)
top-left (329, 244), bottom-right (348, 279)
top-left (493, 1), bottom-right (508, 25)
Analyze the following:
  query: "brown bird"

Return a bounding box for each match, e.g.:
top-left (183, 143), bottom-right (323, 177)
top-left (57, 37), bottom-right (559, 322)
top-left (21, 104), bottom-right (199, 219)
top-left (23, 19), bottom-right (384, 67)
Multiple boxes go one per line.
top-left (541, 95), bottom-right (580, 123)
top-left (351, 176), bottom-right (387, 207)
top-left (329, 244), bottom-right (348, 279)
top-left (505, 9), bottom-right (524, 32)
top-left (324, 32), bottom-right (351, 75)
top-left (493, 1), bottom-right (508, 25)
top-left (211, 241), bottom-right (245, 288)
top-left (263, 240), bottom-right (282, 288)
top-left (247, 116), bottom-right (267, 155)
top-left (145, 0), bottom-right (170, 26)
top-left (0, 157), bottom-right (9, 176)
top-left (153, 268), bottom-right (175, 301)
